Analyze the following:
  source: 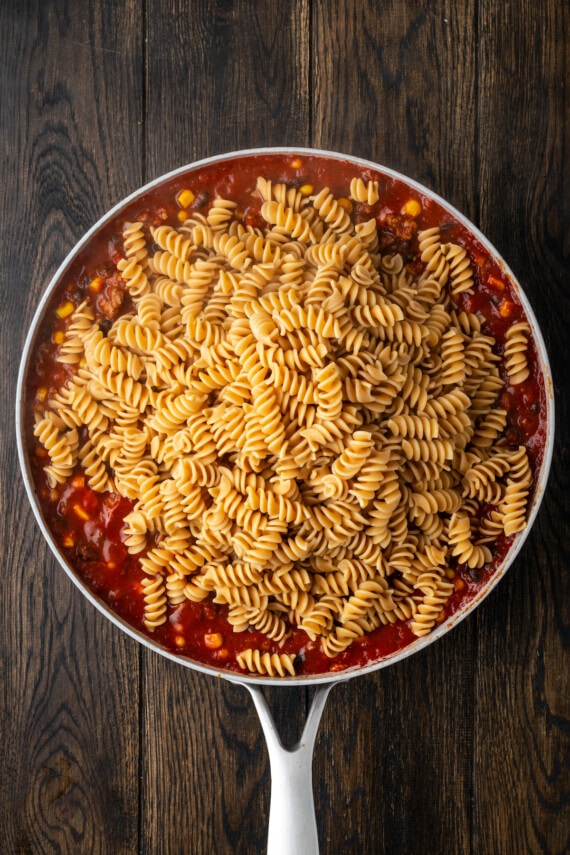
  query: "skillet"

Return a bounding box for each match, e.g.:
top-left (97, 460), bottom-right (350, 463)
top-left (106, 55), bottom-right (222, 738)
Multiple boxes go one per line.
top-left (16, 148), bottom-right (555, 854)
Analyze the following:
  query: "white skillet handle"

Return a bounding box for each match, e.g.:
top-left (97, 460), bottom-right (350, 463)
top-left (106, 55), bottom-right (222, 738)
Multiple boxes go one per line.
top-left (242, 682), bottom-right (336, 855)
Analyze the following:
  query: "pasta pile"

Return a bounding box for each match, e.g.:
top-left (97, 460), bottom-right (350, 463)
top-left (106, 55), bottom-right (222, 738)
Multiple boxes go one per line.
top-left (34, 173), bottom-right (534, 677)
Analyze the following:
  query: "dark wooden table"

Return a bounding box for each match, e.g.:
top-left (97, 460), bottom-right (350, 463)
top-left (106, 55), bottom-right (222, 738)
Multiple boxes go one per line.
top-left (1, 2), bottom-right (568, 853)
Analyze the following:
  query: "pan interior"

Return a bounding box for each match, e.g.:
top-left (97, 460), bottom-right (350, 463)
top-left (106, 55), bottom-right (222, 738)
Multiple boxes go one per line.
top-left (16, 148), bottom-right (555, 686)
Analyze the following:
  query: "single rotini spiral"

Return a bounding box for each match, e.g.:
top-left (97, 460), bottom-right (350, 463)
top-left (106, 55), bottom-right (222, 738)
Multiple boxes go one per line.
top-left (117, 255), bottom-right (151, 297)
top-left (443, 243), bottom-right (475, 294)
top-left (386, 413), bottom-right (440, 440)
top-left (499, 446), bottom-right (532, 535)
top-left (273, 304), bottom-right (341, 339)
top-left (207, 198), bottom-right (238, 228)
top-left (310, 362), bottom-right (342, 424)
top-left (504, 322), bottom-right (531, 385)
top-left (261, 201), bottom-right (314, 242)
top-left (439, 328), bottom-right (466, 386)
top-left (416, 227), bottom-right (449, 284)
top-left (56, 301), bottom-right (96, 364)
top-left (340, 578), bottom-right (393, 624)
top-left (236, 649), bottom-right (296, 677)
top-left (123, 221), bottom-right (148, 265)
top-left (409, 576), bottom-right (455, 637)
top-left (401, 438), bottom-right (455, 465)
top-left (471, 408), bottom-right (508, 449)
top-left (34, 413), bottom-right (79, 487)
top-left (330, 431), bottom-right (374, 480)
top-left (122, 510), bottom-right (152, 554)
top-left (310, 187), bottom-right (352, 233)
top-left (83, 328), bottom-right (144, 380)
top-left (447, 512), bottom-right (492, 569)
top-left (300, 594), bottom-right (342, 639)
top-left (211, 231), bottom-right (252, 270)
top-left (461, 452), bottom-right (512, 503)
top-left (349, 177), bottom-right (380, 205)
top-left (141, 575), bottom-right (168, 629)
top-left (79, 440), bottom-right (114, 493)
top-left (151, 224), bottom-right (194, 262)
top-left (411, 488), bottom-right (463, 516)
top-left (136, 292), bottom-right (163, 330)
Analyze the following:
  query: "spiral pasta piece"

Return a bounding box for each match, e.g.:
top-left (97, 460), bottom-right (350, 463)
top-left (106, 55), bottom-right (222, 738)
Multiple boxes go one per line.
top-left (444, 243), bottom-right (475, 295)
top-left (140, 572), bottom-right (169, 625)
top-left (151, 224), bottom-right (194, 262)
top-left (123, 221), bottom-right (148, 266)
top-left (261, 201), bottom-right (314, 242)
top-left (447, 512), bottom-right (492, 569)
top-left (117, 255), bottom-right (151, 297)
top-left (504, 322), bottom-right (531, 385)
top-left (236, 649), bottom-right (296, 677)
top-left (349, 177), bottom-right (380, 205)
top-left (311, 187), bottom-right (352, 233)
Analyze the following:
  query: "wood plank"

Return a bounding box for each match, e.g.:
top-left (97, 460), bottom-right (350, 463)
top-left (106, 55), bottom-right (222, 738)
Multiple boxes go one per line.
top-left (311, 2), bottom-right (479, 853)
top-left (144, 0), bottom-right (311, 175)
top-left (141, 3), bottom-right (311, 853)
top-left (0, 1), bottom-right (143, 852)
top-left (312, 0), bottom-right (479, 218)
top-left (475, 2), bottom-right (570, 852)
top-left (314, 624), bottom-right (477, 855)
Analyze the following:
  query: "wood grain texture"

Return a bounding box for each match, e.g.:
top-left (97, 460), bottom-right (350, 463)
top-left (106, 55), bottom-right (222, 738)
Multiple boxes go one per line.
top-left (475, 1), bottom-right (570, 852)
top-left (311, 0), bottom-right (478, 217)
top-left (0, 1), bottom-right (143, 852)
top-left (314, 625), bottom-right (476, 854)
top-left (1, 0), bottom-right (568, 853)
top-left (144, 0), bottom-right (311, 174)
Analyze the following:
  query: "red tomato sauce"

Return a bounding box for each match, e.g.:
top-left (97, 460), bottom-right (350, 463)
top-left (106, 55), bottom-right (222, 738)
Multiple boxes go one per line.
top-left (25, 152), bottom-right (548, 676)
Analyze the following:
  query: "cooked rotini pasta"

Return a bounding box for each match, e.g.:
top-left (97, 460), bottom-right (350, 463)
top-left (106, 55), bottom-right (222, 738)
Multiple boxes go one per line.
top-left (30, 161), bottom-right (543, 679)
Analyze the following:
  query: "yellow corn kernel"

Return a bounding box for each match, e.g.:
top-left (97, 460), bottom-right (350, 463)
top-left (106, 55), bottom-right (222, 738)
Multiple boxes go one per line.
top-left (454, 577), bottom-right (466, 591)
top-left (88, 276), bottom-right (104, 292)
top-left (37, 387), bottom-right (47, 403)
top-left (290, 157), bottom-right (303, 169)
top-left (445, 568), bottom-right (455, 580)
top-left (177, 189), bottom-right (195, 208)
top-left (62, 533), bottom-right (75, 548)
top-left (72, 503), bottom-right (90, 521)
top-left (488, 275), bottom-right (505, 291)
top-left (56, 301), bottom-right (75, 319)
top-left (53, 331), bottom-right (65, 344)
top-left (177, 209), bottom-right (188, 221)
top-left (299, 183), bottom-right (313, 196)
top-left (204, 632), bottom-right (223, 649)
top-left (338, 197), bottom-right (353, 213)
top-left (402, 198), bottom-right (422, 217)
top-left (174, 635), bottom-right (186, 648)
top-left (499, 300), bottom-right (514, 318)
